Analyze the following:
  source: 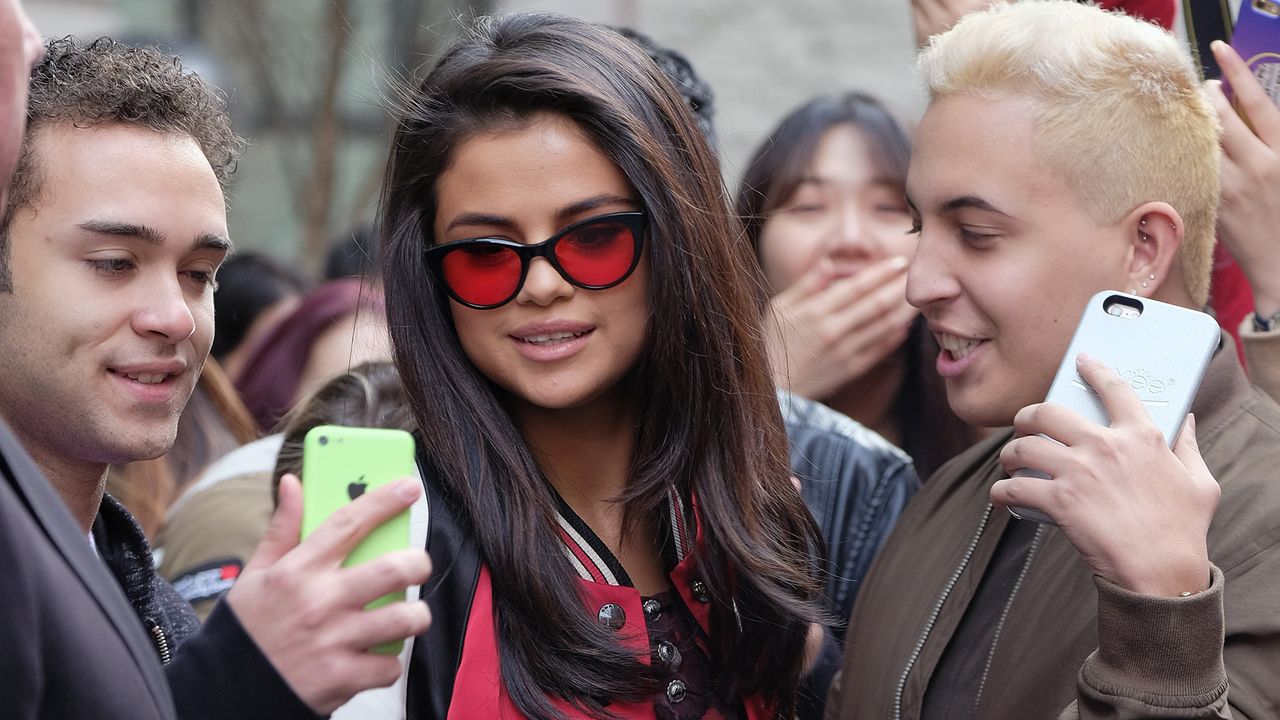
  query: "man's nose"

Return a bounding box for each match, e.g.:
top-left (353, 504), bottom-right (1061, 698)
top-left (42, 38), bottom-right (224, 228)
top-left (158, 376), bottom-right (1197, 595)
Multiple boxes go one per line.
top-left (132, 276), bottom-right (197, 343)
top-left (904, 229), bottom-right (957, 311)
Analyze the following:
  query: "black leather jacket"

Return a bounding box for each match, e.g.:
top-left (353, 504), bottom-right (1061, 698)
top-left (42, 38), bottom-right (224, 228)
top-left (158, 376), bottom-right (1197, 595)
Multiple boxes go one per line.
top-left (780, 392), bottom-right (920, 634)
top-left (780, 393), bottom-right (919, 719)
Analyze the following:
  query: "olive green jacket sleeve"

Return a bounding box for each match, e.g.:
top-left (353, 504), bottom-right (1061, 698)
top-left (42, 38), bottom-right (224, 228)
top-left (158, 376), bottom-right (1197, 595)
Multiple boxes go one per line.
top-left (1060, 566), bottom-right (1234, 720)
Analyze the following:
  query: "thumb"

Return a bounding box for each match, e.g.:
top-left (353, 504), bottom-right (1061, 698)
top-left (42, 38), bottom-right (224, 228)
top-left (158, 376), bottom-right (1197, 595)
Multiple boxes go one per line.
top-left (246, 472), bottom-right (304, 571)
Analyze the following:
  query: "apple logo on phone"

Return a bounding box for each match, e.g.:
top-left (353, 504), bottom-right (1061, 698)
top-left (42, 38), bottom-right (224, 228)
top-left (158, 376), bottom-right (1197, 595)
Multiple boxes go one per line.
top-left (347, 475), bottom-right (368, 501)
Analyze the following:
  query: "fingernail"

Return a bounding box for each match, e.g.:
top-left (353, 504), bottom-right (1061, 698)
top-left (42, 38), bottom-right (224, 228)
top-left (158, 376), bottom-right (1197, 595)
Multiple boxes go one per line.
top-left (1187, 413), bottom-right (1197, 432)
top-left (1210, 40), bottom-right (1225, 54)
top-left (889, 255), bottom-right (910, 271)
top-left (396, 479), bottom-right (421, 500)
top-left (1076, 352), bottom-right (1092, 364)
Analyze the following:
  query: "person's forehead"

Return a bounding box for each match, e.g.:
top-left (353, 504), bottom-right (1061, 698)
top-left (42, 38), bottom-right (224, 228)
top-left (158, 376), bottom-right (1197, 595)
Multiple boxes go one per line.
top-left (12, 122), bottom-right (230, 255)
top-left (907, 93), bottom-right (1056, 211)
top-left (31, 122), bottom-right (223, 203)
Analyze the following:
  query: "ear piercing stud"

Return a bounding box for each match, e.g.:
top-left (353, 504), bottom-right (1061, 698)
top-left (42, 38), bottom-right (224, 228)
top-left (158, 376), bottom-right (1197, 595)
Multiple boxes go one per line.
top-left (1139, 218), bottom-right (1176, 230)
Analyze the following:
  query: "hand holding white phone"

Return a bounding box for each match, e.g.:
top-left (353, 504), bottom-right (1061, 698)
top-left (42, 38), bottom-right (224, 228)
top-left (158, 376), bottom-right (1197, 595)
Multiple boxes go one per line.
top-left (1005, 292), bottom-right (1219, 524)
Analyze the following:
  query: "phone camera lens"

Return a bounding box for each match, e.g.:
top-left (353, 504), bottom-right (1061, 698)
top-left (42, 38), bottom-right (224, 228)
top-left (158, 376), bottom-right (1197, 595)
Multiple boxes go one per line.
top-left (318, 436), bottom-right (329, 446)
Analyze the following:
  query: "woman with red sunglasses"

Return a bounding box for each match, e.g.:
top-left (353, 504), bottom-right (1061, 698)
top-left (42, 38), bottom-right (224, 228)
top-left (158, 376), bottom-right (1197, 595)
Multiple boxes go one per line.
top-left (379, 12), bottom-right (824, 720)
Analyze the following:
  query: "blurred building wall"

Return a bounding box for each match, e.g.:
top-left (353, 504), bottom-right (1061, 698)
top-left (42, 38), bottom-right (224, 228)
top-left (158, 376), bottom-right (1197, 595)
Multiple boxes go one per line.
top-left (498, 0), bottom-right (927, 186)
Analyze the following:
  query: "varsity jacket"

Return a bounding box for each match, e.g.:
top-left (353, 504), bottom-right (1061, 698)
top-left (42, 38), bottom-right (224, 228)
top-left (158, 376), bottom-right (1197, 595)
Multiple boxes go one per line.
top-left (410, 398), bottom-right (917, 719)
top-left (408, 469), bottom-right (772, 719)
top-left (826, 337), bottom-right (1280, 719)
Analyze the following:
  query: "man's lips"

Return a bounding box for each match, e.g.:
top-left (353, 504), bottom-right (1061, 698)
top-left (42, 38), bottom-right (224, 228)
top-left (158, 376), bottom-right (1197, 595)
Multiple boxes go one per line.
top-left (107, 361), bottom-right (187, 386)
top-left (930, 327), bottom-right (989, 379)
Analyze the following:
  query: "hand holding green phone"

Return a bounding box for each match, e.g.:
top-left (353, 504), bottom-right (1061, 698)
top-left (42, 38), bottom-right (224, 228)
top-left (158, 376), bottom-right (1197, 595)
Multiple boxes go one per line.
top-left (301, 425), bottom-right (417, 654)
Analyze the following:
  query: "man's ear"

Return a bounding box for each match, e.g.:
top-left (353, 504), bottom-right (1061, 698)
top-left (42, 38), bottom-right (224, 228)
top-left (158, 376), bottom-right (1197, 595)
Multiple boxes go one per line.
top-left (1122, 201), bottom-right (1182, 299)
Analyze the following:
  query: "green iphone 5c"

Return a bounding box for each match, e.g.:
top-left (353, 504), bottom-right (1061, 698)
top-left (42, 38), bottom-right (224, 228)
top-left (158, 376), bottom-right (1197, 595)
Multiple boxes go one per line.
top-left (301, 425), bottom-right (416, 653)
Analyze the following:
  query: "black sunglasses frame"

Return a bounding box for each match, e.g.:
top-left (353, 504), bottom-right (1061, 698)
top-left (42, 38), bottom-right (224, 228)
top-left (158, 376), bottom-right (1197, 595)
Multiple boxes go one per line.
top-left (425, 211), bottom-right (648, 310)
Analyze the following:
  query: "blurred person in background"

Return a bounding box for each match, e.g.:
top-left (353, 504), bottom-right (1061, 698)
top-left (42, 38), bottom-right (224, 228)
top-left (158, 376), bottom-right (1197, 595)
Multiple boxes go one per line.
top-left (737, 92), bottom-right (979, 480)
top-left (211, 252), bottom-right (309, 382)
top-left (235, 277), bottom-right (391, 433)
top-left (909, 0), bottom-right (1175, 47)
top-left (325, 225), bottom-right (381, 281)
top-left (1208, 40), bottom-right (1280, 400)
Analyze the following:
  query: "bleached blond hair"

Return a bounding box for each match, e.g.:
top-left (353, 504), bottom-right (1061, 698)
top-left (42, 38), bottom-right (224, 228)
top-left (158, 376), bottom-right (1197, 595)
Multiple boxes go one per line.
top-left (919, 1), bottom-right (1220, 305)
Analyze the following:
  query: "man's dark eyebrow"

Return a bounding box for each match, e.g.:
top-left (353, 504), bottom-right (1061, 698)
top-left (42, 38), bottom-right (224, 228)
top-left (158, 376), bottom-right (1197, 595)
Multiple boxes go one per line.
top-left (939, 196), bottom-right (1011, 217)
top-left (77, 221), bottom-right (232, 254)
top-left (77, 220), bottom-right (164, 245)
top-left (195, 233), bottom-right (234, 254)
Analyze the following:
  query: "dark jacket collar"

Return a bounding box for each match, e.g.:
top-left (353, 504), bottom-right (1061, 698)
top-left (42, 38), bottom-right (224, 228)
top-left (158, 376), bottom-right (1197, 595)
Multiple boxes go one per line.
top-left (94, 494), bottom-right (200, 661)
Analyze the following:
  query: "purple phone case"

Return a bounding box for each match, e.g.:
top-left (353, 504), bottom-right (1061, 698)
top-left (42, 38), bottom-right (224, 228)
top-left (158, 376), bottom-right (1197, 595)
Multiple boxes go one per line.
top-left (1230, 1), bottom-right (1280, 109)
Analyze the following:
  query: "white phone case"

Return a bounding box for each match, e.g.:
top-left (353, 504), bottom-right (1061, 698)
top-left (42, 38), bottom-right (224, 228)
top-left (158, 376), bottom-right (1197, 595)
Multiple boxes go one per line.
top-left (1009, 291), bottom-right (1221, 524)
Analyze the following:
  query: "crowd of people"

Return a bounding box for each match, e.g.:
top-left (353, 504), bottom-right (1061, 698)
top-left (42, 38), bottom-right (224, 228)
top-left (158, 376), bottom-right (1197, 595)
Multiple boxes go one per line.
top-left (1, 0), bottom-right (1278, 718)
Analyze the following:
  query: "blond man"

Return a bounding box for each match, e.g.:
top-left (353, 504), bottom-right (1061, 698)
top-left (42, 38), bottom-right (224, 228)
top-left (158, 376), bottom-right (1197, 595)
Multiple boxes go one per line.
top-left (828, 3), bottom-right (1280, 718)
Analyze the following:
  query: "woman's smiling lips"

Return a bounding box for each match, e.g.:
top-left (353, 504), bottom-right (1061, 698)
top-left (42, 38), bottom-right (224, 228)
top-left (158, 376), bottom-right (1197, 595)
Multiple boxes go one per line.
top-left (509, 320), bottom-right (596, 362)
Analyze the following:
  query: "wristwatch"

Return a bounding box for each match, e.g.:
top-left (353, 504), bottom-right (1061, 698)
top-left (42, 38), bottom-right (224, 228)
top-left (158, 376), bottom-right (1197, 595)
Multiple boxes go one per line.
top-left (1254, 308), bottom-right (1280, 333)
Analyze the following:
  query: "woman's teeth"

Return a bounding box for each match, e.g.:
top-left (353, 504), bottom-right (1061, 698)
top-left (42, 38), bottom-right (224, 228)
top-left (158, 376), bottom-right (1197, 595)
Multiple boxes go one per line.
top-left (521, 331), bottom-right (585, 346)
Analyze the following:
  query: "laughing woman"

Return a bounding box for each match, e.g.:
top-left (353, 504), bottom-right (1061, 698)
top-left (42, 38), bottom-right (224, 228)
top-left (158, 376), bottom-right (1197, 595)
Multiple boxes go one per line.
top-left (380, 13), bottom-right (824, 720)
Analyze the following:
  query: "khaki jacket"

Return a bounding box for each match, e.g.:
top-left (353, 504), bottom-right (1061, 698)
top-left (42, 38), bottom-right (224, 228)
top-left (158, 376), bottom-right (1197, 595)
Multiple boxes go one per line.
top-left (827, 338), bottom-right (1280, 719)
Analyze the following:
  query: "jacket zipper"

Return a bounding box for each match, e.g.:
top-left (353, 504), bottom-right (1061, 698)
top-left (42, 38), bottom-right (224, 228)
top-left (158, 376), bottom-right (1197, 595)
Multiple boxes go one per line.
top-left (145, 617), bottom-right (172, 665)
top-left (893, 504), bottom-right (993, 720)
top-left (972, 524), bottom-right (1043, 714)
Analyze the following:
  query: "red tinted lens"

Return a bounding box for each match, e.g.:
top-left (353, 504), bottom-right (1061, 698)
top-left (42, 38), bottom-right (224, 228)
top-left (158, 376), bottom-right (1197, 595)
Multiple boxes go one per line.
top-left (554, 219), bottom-right (637, 287)
top-left (440, 244), bottom-right (522, 306)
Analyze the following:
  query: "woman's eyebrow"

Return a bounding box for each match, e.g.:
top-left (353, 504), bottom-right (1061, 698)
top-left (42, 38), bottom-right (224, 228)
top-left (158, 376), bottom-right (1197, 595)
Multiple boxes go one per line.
top-left (443, 194), bottom-right (638, 235)
top-left (443, 212), bottom-right (515, 234)
top-left (556, 193), bottom-right (638, 221)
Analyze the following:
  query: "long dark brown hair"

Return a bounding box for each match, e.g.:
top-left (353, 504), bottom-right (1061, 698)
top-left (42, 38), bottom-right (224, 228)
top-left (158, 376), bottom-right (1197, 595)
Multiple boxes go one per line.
top-left (735, 92), bottom-right (978, 479)
top-left (380, 13), bottom-right (823, 719)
